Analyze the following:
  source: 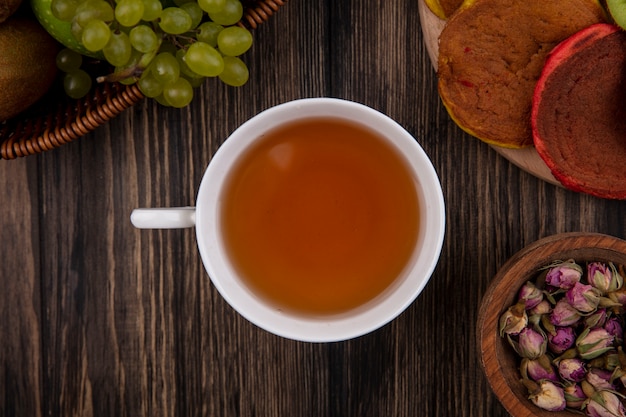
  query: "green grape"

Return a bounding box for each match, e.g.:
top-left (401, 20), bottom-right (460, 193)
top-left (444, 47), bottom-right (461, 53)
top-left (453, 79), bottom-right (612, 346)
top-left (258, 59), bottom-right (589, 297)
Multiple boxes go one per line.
top-left (176, 49), bottom-right (203, 80)
top-left (217, 26), bottom-right (252, 56)
top-left (197, 0), bottom-right (225, 13)
top-left (163, 78), bottom-right (193, 108)
top-left (184, 41), bottom-right (223, 77)
top-left (172, 0), bottom-right (194, 5)
top-left (141, 0), bottom-right (162, 21)
top-left (182, 74), bottom-right (204, 88)
top-left (71, 19), bottom-right (83, 40)
top-left (64, 69), bottom-right (92, 99)
top-left (56, 48), bottom-right (83, 72)
top-left (219, 56), bottom-right (248, 87)
top-left (129, 25), bottom-right (159, 53)
top-left (196, 21), bottom-right (223, 47)
top-left (180, 2), bottom-right (203, 29)
top-left (208, 0), bottom-right (242, 25)
top-left (110, 48), bottom-right (148, 82)
top-left (150, 52), bottom-right (180, 84)
top-left (116, 47), bottom-right (143, 71)
top-left (82, 19), bottom-right (111, 52)
top-left (103, 32), bottom-right (132, 66)
top-left (51, 0), bottom-right (80, 22)
top-left (115, 0), bottom-right (145, 27)
top-left (74, 0), bottom-right (114, 27)
top-left (154, 93), bottom-right (171, 107)
top-left (138, 71), bottom-right (163, 97)
top-left (158, 7), bottom-right (193, 35)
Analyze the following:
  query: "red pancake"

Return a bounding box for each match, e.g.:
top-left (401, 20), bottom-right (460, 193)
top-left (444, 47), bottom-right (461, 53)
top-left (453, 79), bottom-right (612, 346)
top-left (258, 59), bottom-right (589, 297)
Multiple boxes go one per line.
top-left (532, 23), bottom-right (626, 199)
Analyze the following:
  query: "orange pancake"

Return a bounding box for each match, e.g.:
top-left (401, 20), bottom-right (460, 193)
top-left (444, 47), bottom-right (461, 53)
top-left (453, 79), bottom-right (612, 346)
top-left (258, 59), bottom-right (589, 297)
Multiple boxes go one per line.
top-left (437, 0), bottom-right (606, 148)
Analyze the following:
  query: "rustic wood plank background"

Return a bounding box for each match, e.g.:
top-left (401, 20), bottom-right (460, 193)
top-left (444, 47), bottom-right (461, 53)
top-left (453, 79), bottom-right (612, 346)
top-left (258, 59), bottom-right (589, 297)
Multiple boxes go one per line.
top-left (3, 1), bottom-right (626, 416)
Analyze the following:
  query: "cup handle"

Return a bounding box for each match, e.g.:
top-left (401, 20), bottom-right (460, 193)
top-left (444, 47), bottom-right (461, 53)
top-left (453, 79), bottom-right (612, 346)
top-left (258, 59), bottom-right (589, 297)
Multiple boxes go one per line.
top-left (130, 207), bottom-right (197, 229)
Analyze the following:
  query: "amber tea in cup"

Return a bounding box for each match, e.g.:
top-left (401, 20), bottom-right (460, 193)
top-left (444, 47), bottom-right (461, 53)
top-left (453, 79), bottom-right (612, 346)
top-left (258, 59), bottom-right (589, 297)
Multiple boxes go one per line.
top-left (220, 116), bottom-right (420, 316)
top-left (131, 98), bottom-right (445, 342)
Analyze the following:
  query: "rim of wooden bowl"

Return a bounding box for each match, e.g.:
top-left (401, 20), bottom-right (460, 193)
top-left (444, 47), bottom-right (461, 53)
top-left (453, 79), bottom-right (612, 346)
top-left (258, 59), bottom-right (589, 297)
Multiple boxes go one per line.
top-left (476, 232), bottom-right (626, 417)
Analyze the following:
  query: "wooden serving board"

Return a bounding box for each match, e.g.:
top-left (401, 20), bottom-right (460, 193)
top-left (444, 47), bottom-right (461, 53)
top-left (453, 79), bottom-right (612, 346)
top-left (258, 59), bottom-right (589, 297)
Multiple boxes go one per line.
top-left (417, 0), bottom-right (561, 187)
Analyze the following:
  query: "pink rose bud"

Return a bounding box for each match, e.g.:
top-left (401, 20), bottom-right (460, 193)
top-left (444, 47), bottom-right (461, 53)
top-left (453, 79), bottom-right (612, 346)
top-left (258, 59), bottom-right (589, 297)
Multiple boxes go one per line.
top-left (586, 368), bottom-right (616, 391)
top-left (577, 328), bottom-right (615, 360)
top-left (545, 260), bottom-right (583, 290)
top-left (563, 384), bottom-right (586, 409)
top-left (566, 282), bottom-right (601, 313)
top-left (588, 262), bottom-right (623, 294)
top-left (585, 390), bottom-right (626, 417)
top-left (604, 317), bottom-right (623, 345)
top-left (548, 326), bottom-right (576, 355)
top-left (584, 309), bottom-right (608, 329)
top-left (517, 327), bottom-right (547, 359)
top-left (529, 299), bottom-right (552, 316)
top-left (518, 281), bottom-right (544, 310)
top-left (529, 380), bottom-right (567, 412)
top-left (523, 357), bottom-right (559, 382)
top-left (550, 298), bottom-right (581, 327)
top-left (609, 287), bottom-right (626, 306)
top-left (499, 302), bottom-right (528, 336)
top-left (558, 358), bottom-right (587, 382)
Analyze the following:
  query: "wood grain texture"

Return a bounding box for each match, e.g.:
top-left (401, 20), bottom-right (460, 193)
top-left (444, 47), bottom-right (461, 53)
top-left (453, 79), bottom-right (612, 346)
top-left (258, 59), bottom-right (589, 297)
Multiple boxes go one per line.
top-left (2, 1), bottom-right (626, 417)
top-left (0, 157), bottom-right (42, 417)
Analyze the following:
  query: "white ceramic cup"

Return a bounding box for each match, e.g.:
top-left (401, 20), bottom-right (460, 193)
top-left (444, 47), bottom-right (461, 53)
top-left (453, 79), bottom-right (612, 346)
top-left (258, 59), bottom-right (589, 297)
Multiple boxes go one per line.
top-left (131, 98), bottom-right (445, 342)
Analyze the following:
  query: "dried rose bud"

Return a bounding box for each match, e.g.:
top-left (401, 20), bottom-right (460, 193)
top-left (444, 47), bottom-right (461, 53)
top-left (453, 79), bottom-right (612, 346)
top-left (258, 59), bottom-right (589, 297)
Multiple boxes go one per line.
top-left (563, 384), bottom-right (586, 409)
top-left (585, 309), bottom-right (608, 329)
top-left (588, 262), bottom-right (623, 294)
top-left (548, 326), bottom-right (576, 355)
top-left (529, 300), bottom-right (552, 327)
top-left (518, 281), bottom-right (544, 310)
top-left (517, 327), bottom-right (547, 359)
top-left (545, 260), bottom-right (583, 290)
top-left (558, 358), bottom-right (587, 382)
top-left (550, 298), bottom-right (582, 327)
top-left (586, 368), bottom-right (616, 391)
top-left (604, 317), bottom-right (623, 345)
top-left (567, 282), bottom-right (601, 313)
top-left (612, 364), bottom-right (626, 388)
top-left (529, 299), bottom-right (552, 316)
top-left (608, 286), bottom-right (626, 307)
top-left (577, 328), bottom-right (615, 360)
top-left (499, 301), bottom-right (528, 336)
top-left (585, 390), bottom-right (626, 417)
top-left (522, 356), bottom-right (559, 382)
top-left (526, 379), bottom-right (567, 412)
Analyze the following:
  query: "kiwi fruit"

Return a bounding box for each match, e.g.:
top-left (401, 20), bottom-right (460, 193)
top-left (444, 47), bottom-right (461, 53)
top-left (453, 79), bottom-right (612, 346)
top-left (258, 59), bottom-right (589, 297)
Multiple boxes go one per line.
top-left (0, 16), bottom-right (59, 121)
top-left (0, 0), bottom-right (23, 23)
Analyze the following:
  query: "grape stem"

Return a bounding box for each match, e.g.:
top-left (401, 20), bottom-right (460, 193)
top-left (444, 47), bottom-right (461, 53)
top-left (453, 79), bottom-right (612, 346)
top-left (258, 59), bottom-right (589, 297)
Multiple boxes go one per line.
top-left (166, 34), bottom-right (196, 50)
top-left (96, 66), bottom-right (143, 83)
top-left (96, 48), bottom-right (158, 83)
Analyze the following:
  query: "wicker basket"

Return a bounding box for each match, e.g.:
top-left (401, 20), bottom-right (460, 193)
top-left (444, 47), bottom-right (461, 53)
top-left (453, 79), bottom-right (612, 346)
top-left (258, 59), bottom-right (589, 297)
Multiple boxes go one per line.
top-left (0, 0), bottom-right (287, 160)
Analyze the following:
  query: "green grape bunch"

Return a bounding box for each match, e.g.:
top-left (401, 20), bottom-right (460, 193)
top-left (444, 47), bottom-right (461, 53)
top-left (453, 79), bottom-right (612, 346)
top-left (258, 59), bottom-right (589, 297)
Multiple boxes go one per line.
top-left (51, 0), bottom-right (253, 107)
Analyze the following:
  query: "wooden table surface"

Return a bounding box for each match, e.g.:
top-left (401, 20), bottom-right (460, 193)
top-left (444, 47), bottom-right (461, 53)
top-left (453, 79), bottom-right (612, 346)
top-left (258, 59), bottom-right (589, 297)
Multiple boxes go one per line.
top-left (3, 1), bottom-right (626, 416)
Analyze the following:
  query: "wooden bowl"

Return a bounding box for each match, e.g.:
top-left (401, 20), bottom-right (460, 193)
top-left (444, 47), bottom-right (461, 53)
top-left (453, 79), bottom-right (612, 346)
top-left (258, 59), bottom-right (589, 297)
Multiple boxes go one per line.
top-left (477, 232), bottom-right (626, 416)
top-left (0, 0), bottom-right (287, 160)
